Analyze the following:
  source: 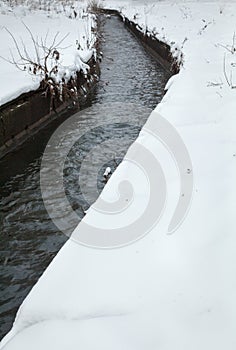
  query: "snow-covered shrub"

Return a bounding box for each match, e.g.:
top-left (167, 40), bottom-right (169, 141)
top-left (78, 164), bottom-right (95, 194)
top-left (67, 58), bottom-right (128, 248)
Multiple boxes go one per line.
top-left (1, 24), bottom-right (91, 111)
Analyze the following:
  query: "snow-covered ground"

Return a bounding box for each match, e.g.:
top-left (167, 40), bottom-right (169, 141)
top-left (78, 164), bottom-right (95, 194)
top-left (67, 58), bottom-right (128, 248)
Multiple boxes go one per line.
top-left (0, 0), bottom-right (96, 106)
top-left (1, 0), bottom-right (236, 349)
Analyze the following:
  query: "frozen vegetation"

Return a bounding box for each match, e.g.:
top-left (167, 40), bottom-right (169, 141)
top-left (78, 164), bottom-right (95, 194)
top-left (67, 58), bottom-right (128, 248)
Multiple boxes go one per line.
top-left (0, 0), bottom-right (97, 106)
top-left (1, 0), bottom-right (236, 349)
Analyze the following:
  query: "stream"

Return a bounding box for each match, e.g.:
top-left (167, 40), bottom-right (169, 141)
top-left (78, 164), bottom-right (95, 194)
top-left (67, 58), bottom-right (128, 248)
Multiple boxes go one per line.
top-left (0, 15), bottom-right (171, 339)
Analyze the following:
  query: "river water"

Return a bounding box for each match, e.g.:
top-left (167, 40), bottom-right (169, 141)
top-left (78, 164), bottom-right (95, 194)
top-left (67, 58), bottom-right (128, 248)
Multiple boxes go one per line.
top-left (0, 15), bottom-right (171, 339)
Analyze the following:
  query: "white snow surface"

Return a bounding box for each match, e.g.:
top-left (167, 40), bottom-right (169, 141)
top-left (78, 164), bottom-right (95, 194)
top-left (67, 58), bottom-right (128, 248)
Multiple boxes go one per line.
top-left (1, 1), bottom-right (236, 349)
top-left (0, 2), bottom-right (96, 106)
top-left (103, 166), bottom-right (111, 176)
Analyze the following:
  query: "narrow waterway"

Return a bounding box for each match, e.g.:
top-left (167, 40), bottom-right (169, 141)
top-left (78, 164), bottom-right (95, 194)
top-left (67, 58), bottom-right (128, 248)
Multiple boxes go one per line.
top-left (0, 15), bottom-right (171, 339)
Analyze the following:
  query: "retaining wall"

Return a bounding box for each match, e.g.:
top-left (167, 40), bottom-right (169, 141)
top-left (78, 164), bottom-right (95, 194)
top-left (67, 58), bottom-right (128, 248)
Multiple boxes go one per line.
top-left (0, 56), bottom-right (100, 158)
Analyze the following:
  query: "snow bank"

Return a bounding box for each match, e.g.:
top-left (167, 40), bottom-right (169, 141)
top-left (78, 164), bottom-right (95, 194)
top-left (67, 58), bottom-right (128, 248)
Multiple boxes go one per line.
top-left (1, 1), bottom-right (236, 349)
top-left (0, 2), bottom-right (96, 106)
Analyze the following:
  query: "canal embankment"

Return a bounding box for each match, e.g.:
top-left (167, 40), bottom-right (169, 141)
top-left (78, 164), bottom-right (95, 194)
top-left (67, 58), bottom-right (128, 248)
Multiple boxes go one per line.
top-left (0, 56), bottom-right (100, 158)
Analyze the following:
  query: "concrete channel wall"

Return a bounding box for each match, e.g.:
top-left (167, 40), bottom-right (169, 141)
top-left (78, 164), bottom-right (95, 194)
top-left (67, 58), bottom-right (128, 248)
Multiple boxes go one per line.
top-left (0, 56), bottom-right (100, 159)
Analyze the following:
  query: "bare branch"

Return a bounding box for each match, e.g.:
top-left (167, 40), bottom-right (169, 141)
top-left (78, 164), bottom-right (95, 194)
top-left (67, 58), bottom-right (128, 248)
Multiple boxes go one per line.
top-left (44, 29), bottom-right (49, 48)
top-left (49, 31), bottom-right (60, 50)
top-left (54, 32), bottom-right (70, 48)
top-left (4, 27), bottom-right (25, 61)
top-left (232, 31), bottom-right (236, 53)
top-left (224, 53), bottom-right (231, 87)
top-left (22, 21), bottom-right (41, 65)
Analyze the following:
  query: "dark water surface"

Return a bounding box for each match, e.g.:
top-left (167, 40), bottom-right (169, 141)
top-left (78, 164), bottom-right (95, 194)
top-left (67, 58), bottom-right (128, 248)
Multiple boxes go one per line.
top-left (0, 15), bottom-right (170, 339)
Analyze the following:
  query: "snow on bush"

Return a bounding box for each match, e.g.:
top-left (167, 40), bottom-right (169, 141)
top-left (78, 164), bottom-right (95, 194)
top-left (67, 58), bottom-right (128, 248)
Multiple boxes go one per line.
top-left (0, 0), bottom-right (98, 106)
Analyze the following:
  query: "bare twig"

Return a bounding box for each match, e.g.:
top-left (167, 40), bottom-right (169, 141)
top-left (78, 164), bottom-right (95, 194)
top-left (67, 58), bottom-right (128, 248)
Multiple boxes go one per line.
top-left (0, 25), bottom-right (81, 111)
top-left (22, 22), bottom-right (40, 65)
top-left (223, 53), bottom-right (231, 87)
